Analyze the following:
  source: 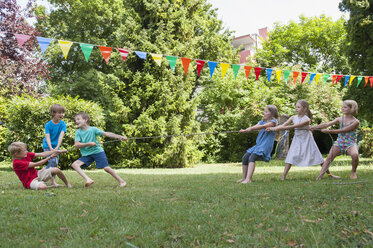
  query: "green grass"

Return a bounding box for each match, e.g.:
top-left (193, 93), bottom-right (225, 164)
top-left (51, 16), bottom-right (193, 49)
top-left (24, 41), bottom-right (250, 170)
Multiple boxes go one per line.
top-left (0, 159), bottom-right (372, 247)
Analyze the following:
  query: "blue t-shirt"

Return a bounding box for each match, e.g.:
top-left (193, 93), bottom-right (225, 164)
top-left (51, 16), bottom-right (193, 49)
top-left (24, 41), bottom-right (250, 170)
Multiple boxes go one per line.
top-left (42, 120), bottom-right (67, 149)
top-left (75, 126), bottom-right (104, 156)
top-left (246, 119), bottom-right (278, 162)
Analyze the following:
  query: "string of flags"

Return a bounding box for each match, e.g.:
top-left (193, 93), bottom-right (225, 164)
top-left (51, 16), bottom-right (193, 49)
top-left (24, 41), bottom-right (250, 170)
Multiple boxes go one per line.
top-left (2, 31), bottom-right (373, 88)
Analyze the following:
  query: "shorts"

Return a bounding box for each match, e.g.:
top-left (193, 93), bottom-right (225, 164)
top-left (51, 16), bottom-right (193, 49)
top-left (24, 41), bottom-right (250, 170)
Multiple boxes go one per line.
top-left (43, 148), bottom-right (59, 168)
top-left (79, 151), bottom-right (109, 169)
top-left (29, 168), bottom-right (53, 190)
top-left (333, 139), bottom-right (358, 154)
top-left (242, 152), bottom-right (262, 165)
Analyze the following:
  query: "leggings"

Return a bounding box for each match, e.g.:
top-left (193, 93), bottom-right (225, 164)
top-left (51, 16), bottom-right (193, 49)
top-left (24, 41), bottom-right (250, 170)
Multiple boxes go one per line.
top-left (242, 152), bottom-right (261, 165)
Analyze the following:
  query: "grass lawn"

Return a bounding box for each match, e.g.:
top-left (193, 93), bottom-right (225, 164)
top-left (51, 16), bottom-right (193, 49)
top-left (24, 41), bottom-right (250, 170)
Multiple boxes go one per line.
top-left (0, 158), bottom-right (372, 247)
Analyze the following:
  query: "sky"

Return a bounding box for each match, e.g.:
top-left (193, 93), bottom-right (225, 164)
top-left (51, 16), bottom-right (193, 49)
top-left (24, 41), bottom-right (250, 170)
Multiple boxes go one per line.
top-left (207, 0), bottom-right (347, 37)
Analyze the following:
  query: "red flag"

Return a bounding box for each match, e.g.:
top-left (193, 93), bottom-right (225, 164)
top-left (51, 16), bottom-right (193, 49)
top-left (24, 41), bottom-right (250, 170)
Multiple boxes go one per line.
top-left (254, 67), bottom-right (262, 80)
top-left (293, 71), bottom-right (300, 84)
top-left (117, 48), bottom-right (130, 62)
top-left (364, 76), bottom-right (369, 87)
top-left (195, 60), bottom-right (205, 76)
top-left (370, 77), bottom-right (373, 88)
top-left (99, 46), bottom-right (113, 64)
top-left (335, 75), bottom-right (343, 86)
top-left (181, 57), bottom-right (192, 75)
top-left (244, 66), bottom-right (252, 80)
top-left (301, 72), bottom-right (308, 84)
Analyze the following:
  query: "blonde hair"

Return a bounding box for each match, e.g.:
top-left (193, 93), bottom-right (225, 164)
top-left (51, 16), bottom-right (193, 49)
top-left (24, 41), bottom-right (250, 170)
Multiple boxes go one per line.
top-left (297, 100), bottom-right (313, 120)
top-left (343, 100), bottom-right (358, 115)
top-left (265, 105), bottom-right (278, 119)
top-left (75, 112), bottom-right (90, 125)
top-left (8, 142), bottom-right (27, 156)
top-left (50, 104), bottom-right (65, 116)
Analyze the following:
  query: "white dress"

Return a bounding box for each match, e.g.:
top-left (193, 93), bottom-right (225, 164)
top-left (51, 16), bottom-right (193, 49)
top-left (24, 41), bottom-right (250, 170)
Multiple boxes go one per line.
top-left (285, 115), bottom-right (324, 167)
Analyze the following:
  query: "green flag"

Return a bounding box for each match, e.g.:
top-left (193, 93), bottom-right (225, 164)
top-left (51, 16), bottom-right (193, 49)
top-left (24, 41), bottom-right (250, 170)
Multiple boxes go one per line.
top-left (323, 74), bottom-right (330, 85)
top-left (283, 70), bottom-right (290, 83)
top-left (166, 56), bottom-right (178, 71)
top-left (80, 43), bottom-right (94, 62)
top-left (356, 76), bottom-right (363, 87)
top-left (232, 64), bottom-right (241, 80)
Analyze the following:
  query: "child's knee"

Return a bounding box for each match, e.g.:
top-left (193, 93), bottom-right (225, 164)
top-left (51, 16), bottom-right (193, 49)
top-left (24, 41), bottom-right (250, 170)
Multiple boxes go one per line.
top-left (50, 167), bottom-right (61, 174)
top-left (103, 166), bottom-right (111, 172)
top-left (350, 153), bottom-right (359, 161)
top-left (71, 161), bottom-right (81, 169)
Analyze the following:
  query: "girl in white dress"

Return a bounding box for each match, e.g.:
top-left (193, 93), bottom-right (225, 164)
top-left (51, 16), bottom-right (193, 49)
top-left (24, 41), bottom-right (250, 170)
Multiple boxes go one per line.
top-left (267, 100), bottom-right (338, 180)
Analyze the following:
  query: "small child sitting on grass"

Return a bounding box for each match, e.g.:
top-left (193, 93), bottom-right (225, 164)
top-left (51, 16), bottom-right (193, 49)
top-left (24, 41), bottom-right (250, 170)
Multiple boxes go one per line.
top-left (8, 142), bottom-right (71, 190)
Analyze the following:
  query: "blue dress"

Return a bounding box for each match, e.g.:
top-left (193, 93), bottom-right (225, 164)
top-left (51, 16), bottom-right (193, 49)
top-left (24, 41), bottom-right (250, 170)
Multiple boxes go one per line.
top-left (246, 119), bottom-right (277, 162)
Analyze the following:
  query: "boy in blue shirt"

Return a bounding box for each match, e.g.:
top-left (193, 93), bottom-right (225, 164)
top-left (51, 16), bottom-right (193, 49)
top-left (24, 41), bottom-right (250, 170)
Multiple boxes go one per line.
top-left (71, 112), bottom-right (127, 187)
top-left (42, 104), bottom-right (67, 186)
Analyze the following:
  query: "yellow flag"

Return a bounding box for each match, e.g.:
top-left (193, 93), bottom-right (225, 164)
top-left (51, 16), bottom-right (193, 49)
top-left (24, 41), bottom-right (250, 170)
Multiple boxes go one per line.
top-left (151, 53), bottom-right (163, 66)
top-left (315, 73), bottom-right (322, 85)
top-left (276, 70), bottom-right (282, 83)
top-left (349, 75), bottom-right (356, 87)
top-left (58, 40), bottom-right (73, 60)
top-left (221, 63), bottom-right (230, 79)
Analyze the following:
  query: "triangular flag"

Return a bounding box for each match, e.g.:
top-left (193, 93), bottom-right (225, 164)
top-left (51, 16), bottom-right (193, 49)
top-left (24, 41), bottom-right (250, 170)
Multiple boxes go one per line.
top-left (195, 60), bottom-right (205, 76)
top-left (254, 67), bottom-right (262, 80)
top-left (309, 73), bottom-right (316, 85)
top-left (118, 48), bottom-right (130, 62)
top-left (181, 57), bottom-right (192, 75)
top-left (58, 40), bottom-right (73, 60)
top-left (344, 75), bottom-right (350, 87)
top-left (356, 76), bottom-right (363, 87)
top-left (315, 73), bottom-right (322, 85)
top-left (370, 77), bottom-right (373, 88)
top-left (80, 43), bottom-right (94, 62)
top-left (348, 75), bottom-right (356, 87)
top-left (135, 51), bottom-right (147, 60)
top-left (284, 70), bottom-right (291, 83)
top-left (301, 72), bottom-right (308, 84)
top-left (292, 71), bottom-right (300, 84)
top-left (150, 53), bottom-right (163, 66)
top-left (335, 75), bottom-right (343, 86)
top-left (275, 70), bottom-right (282, 83)
top-left (331, 75), bottom-right (337, 86)
top-left (323, 74), bottom-right (330, 85)
top-left (14, 33), bottom-right (31, 47)
top-left (244, 66), bottom-right (252, 80)
top-left (166, 56), bottom-right (177, 71)
top-left (220, 63), bottom-right (230, 79)
top-left (99, 46), bottom-right (113, 64)
top-left (208, 61), bottom-right (218, 78)
top-left (231, 64), bottom-right (241, 80)
top-left (364, 76), bottom-right (369, 87)
top-left (266, 68), bottom-right (273, 82)
top-left (36, 36), bottom-right (53, 53)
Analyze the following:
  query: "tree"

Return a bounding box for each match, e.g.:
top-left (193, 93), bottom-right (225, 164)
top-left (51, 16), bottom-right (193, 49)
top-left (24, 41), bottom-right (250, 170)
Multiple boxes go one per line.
top-left (34, 0), bottom-right (238, 167)
top-left (0, 0), bottom-right (49, 96)
top-left (254, 15), bottom-right (349, 74)
top-left (339, 0), bottom-right (373, 123)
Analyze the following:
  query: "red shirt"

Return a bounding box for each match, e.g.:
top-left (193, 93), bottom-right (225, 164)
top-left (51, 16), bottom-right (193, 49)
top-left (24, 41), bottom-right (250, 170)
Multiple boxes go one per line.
top-left (13, 152), bottom-right (37, 189)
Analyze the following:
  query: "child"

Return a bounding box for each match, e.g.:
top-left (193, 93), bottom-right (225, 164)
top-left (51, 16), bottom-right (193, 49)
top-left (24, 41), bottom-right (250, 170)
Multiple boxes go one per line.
top-left (267, 100), bottom-right (337, 180)
top-left (8, 142), bottom-right (71, 190)
top-left (237, 105), bottom-right (278, 184)
top-left (42, 104), bottom-right (67, 186)
top-left (71, 112), bottom-right (127, 187)
top-left (311, 100), bottom-right (359, 180)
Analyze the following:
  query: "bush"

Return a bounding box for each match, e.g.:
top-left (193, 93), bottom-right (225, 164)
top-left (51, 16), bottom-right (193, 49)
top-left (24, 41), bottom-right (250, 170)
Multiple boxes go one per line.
top-left (360, 127), bottom-right (373, 158)
top-left (4, 95), bottom-right (105, 169)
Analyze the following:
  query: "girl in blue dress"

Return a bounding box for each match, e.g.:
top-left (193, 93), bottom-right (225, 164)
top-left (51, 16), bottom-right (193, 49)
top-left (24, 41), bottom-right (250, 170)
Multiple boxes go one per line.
top-left (237, 105), bottom-right (278, 183)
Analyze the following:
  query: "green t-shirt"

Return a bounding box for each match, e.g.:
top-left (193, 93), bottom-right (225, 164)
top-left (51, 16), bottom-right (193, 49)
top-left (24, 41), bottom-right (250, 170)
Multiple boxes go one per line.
top-left (75, 126), bottom-right (104, 156)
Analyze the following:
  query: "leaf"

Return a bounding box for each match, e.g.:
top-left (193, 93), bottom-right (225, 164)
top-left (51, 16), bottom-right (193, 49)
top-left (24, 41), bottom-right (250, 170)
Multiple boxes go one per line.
top-left (287, 239), bottom-right (296, 246)
top-left (125, 236), bottom-right (134, 240)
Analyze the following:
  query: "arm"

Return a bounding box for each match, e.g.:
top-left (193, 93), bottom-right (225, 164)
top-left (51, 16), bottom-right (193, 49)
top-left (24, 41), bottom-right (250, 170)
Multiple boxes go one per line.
top-left (322, 119), bottom-right (359, 134)
top-left (267, 117), bottom-right (294, 131)
top-left (28, 156), bottom-right (54, 168)
top-left (55, 131), bottom-right (65, 150)
top-left (45, 133), bottom-right (54, 150)
top-left (311, 117), bottom-right (341, 130)
top-left (75, 140), bottom-right (97, 149)
top-left (240, 121), bottom-right (276, 133)
top-left (102, 132), bottom-right (127, 141)
top-left (34, 149), bottom-right (66, 158)
top-left (284, 119), bottom-right (310, 130)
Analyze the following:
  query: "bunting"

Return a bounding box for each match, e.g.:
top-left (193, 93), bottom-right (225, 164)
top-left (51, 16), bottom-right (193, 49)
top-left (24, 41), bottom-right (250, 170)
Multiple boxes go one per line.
top-left (14, 33), bottom-right (31, 47)
top-left (181, 57), bottom-right (192, 75)
top-left (196, 60), bottom-right (205, 76)
top-left (99, 46), bottom-right (113, 64)
top-left (335, 75), bottom-right (343, 86)
top-left (315, 73), bottom-right (322, 85)
top-left (166, 56), bottom-right (177, 71)
top-left (58, 40), bottom-right (73, 59)
top-left (118, 48), bottom-right (130, 62)
top-left (323, 74), bottom-right (330, 85)
top-left (276, 70), bottom-right (282, 83)
top-left (80, 43), bottom-right (94, 62)
top-left (266, 68), bottom-right (273, 82)
top-left (292, 71), bottom-right (299, 84)
top-left (284, 70), bottom-right (291, 83)
top-left (370, 77), bottom-right (373, 88)
top-left (309, 73), bottom-right (316, 85)
top-left (36, 36), bottom-right (53, 53)
top-left (254, 67), bottom-right (262, 80)
top-left (220, 63), bottom-right (230, 79)
top-left (364, 76), bottom-right (369, 87)
top-left (301, 72), bottom-right (308, 84)
top-left (331, 75), bottom-right (337, 86)
top-left (208, 61), bottom-right (218, 78)
top-left (244, 66), bottom-right (252, 80)
top-left (231, 64), bottom-right (241, 80)
top-left (357, 76), bottom-right (363, 87)
top-left (344, 75), bottom-right (350, 87)
top-left (135, 51), bottom-right (147, 60)
top-left (349, 76), bottom-right (356, 87)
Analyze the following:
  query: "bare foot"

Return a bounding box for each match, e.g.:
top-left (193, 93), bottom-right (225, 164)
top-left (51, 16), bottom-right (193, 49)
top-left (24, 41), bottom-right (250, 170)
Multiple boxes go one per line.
top-left (316, 175), bottom-right (323, 180)
top-left (51, 183), bottom-right (62, 187)
top-left (84, 180), bottom-right (94, 187)
top-left (66, 183), bottom-right (72, 188)
top-left (241, 179), bottom-right (252, 184)
top-left (281, 177), bottom-right (286, 181)
top-left (119, 182), bottom-right (127, 187)
top-left (236, 179), bottom-right (244, 183)
top-left (350, 172), bottom-right (357, 179)
top-left (328, 174), bottom-right (340, 179)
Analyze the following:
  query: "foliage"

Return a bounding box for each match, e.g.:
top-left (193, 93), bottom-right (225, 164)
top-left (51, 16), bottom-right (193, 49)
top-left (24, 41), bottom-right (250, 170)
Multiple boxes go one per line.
top-left (197, 68), bottom-right (344, 162)
top-left (360, 127), bottom-right (373, 157)
top-left (4, 95), bottom-right (104, 169)
top-left (339, 0), bottom-right (373, 123)
top-left (254, 15), bottom-right (349, 74)
top-left (0, 0), bottom-right (49, 96)
top-left (0, 162), bottom-right (372, 247)
top-left (34, 0), bottom-right (238, 167)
